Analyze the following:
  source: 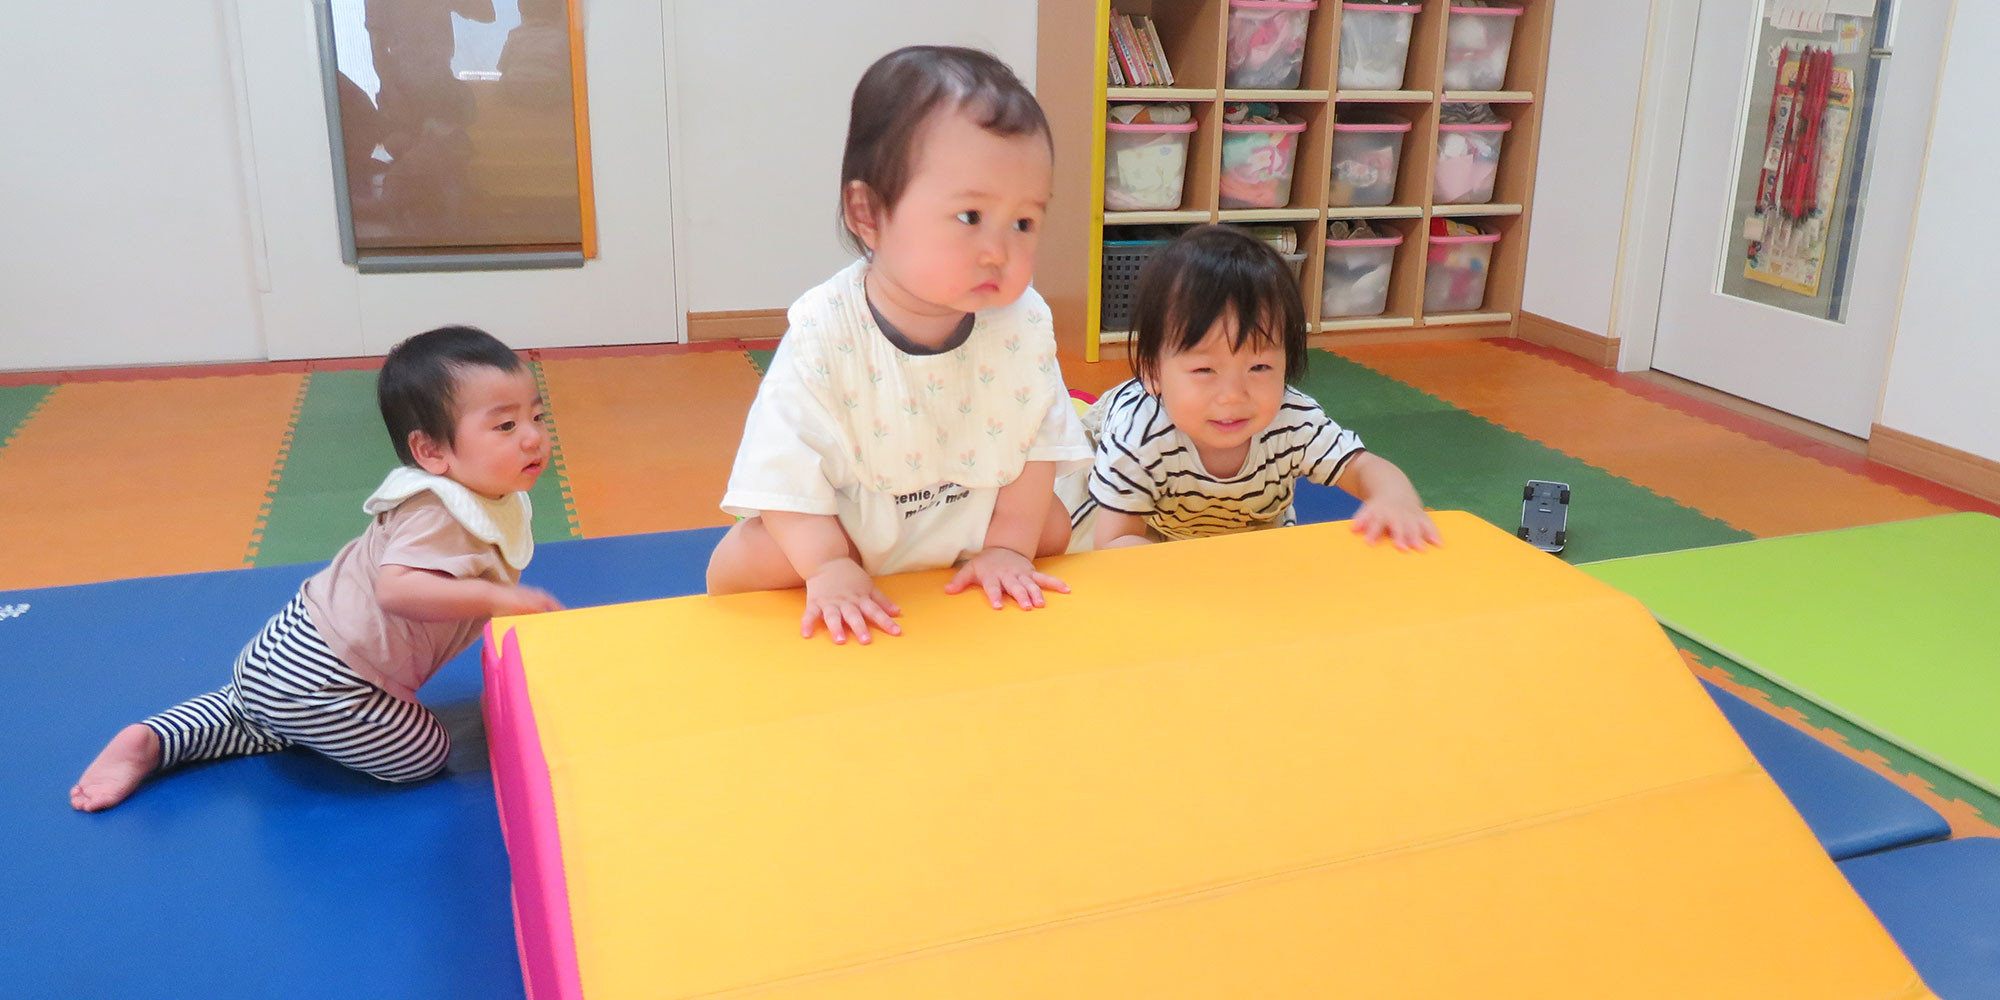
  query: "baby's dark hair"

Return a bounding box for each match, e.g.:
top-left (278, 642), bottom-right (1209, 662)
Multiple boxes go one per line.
top-left (838, 45), bottom-right (1050, 255)
top-left (377, 325), bottom-right (524, 465)
top-left (1129, 225), bottom-right (1309, 386)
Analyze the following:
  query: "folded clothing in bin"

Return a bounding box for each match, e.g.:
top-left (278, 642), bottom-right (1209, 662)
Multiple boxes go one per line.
top-left (1220, 103), bottom-right (1308, 209)
top-left (1444, 0), bottom-right (1524, 91)
top-left (1330, 114), bottom-right (1412, 207)
top-left (1227, 0), bottom-right (1318, 89)
top-left (1435, 102), bottom-right (1510, 204)
top-left (1338, 1), bottom-right (1423, 90)
top-left (1323, 219), bottom-right (1401, 318)
top-left (1105, 103), bottom-right (1196, 212)
top-left (1425, 218), bottom-right (1499, 312)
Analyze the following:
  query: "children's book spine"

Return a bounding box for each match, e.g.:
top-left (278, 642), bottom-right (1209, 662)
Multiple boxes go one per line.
top-left (1112, 14), bottom-right (1151, 87)
top-left (1139, 16), bottom-right (1175, 87)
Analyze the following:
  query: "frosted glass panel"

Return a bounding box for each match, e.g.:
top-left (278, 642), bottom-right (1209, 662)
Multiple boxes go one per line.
top-left (326, 0), bottom-right (585, 256)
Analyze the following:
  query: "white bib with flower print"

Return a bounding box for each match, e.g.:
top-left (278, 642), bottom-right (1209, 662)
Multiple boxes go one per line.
top-left (362, 466), bottom-right (535, 570)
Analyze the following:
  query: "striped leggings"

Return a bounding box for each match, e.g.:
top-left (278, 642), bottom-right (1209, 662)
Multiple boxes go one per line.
top-left (142, 593), bottom-right (450, 783)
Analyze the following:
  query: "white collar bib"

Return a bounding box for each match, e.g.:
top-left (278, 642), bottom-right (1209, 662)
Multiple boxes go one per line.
top-left (362, 467), bottom-right (535, 569)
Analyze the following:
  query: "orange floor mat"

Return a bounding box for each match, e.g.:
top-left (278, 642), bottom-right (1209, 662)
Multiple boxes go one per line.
top-left (0, 375), bottom-right (303, 589)
top-left (1335, 341), bottom-right (1956, 537)
top-left (1058, 350), bottom-right (1134, 397)
top-left (538, 351), bottom-right (764, 538)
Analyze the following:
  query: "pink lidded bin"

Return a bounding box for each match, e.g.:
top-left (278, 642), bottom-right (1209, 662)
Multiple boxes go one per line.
top-left (1338, 3), bottom-right (1422, 90)
top-left (1219, 117), bottom-right (1309, 209)
top-left (1424, 228), bottom-right (1501, 312)
top-left (1322, 231), bottom-right (1405, 317)
top-left (1227, 1), bottom-right (1320, 90)
top-left (1330, 118), bottom-right (1413, 207)
top-left (1433, 119), bottom-right (1512, 203)
top-left (1443, 5), bottom-right (1525, 91)
top-left (1104, 120), bottom-right (1199, 211)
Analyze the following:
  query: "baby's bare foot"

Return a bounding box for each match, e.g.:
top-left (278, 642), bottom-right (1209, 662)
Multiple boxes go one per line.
top-left (70, 724), bottom-right (161, 812)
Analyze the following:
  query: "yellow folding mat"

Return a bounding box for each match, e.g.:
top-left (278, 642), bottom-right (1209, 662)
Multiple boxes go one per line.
top-left (490, 512), bottom-right (1933, 999)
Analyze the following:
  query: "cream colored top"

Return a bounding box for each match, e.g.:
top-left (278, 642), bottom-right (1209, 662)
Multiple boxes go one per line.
top-left (721, 260), bottom-right (1091, 575)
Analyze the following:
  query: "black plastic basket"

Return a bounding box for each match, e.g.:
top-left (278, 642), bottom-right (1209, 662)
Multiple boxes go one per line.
top-left (1100, 238), bottom-right (1172, 332)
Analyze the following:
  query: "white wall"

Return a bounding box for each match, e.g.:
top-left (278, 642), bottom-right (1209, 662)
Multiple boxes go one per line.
top-left (669, 0), bottom-right (1037, 313)
top-left (0, 6), bottom-right (266, 369)
top-left (1879, 2), bottom-right (1998, 463)
top-left (1519, 0), bottom-right (1651, 335)
top-left (239, 1), bottom-right (683, 359)
top-left (0, 1), bottom-right (1039, 370)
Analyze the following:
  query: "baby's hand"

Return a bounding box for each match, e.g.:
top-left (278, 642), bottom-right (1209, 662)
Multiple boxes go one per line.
top-left (492, 584), bottom-right (565, 616)
top-left (944, 546), bottom-right (1069, 610)
top-left (1351, 500), bottom-right (1442, 551)
top-left (802, 558), bottom-right (902, 645)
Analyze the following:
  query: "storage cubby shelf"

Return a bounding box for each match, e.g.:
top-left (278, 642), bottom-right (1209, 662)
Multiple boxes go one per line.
top-left (1335, 90), bottom-right (1433, 102)
top-left (1443, 90), bottom-right (1534, 103)
top-left (1105, 210), bottom-right (1214, 225)
top-left (1424, 311), bottom-right (1514, 327)
top-left (1222, 89), bottom-right (1332, 102)
top-left (1327, 205), bottom-right (1425, 219)
top-left (1218, 208), bottom-right (1323, 222)
top-left (1107, 87), bottom-right (1220, 101)
top-left (1039, 0), bottom-right (1553, 361)
top-left (1432, 203), bottom-right (1524, 217)
top-left (1319, 316), bottom-right (1416, 332)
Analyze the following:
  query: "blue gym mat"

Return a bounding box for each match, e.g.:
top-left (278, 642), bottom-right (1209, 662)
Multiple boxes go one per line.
top-left (1701, 679), bottom-right (1948, 860)
top-left (16, 496), bottom-right (1957, 999)
top-left (1292, 481), bottom-right (1362, 527)
top-left (0, 527), bottom-right (723, 1000)
top-left (1842, 837), bottom-right (2000, 999)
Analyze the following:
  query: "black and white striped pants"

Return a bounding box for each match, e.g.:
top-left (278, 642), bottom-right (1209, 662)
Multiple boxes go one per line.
top-left (142, 593), bottom-right (450, 783)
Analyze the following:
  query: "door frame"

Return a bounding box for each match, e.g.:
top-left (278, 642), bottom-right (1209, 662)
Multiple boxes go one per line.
top-left (1608, 0), bottom-right (1955, 381)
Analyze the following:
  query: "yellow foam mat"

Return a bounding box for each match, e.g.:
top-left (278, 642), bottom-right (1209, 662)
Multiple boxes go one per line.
top-left (497, 512), bottom-right (1932, 999)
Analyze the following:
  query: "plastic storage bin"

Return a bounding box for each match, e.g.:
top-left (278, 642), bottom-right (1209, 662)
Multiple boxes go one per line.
top-left (1227, 1), bottom-right (1319, 90)
top-left (1329, 118), bottom-right (1411, 206)
top-left (1104, 120), bottom-right (1198, 211)
top-left (1337, 3), bottom-right (1421, 90)
top-left (1442, 5), bottom-right (1524, 91)
top-left (1100, 237), bottom-right (1173, 331)
top-left (1322, 231), bottom-right (1403, 317)
top-left (1219, 117), bottom-right (1308, 209)
top-left (1433, 119), bottom-right (1511, 203)
top-left (1424, 228), bottom-right (1500, 312)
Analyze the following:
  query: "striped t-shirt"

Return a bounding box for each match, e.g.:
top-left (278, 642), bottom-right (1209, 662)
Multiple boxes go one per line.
top-left (1081, 378), bottom-right (1366, 540)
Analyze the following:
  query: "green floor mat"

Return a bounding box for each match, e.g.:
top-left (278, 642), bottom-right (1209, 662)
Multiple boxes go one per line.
top-left (0, 384), bottom-right (53, 449)
top-left (524, 362), bottom-right (580, 540)
top-left (255, 370), bottom-right (397, 567)
top-left (1669, 630), bottom-right (2000, 825)
top-left (1292, 350), bottom-right (1750, 562)
top-left (256, 368), bottom-right (576, 568)
top-left (1583, 513), bottom-right (2000, 795)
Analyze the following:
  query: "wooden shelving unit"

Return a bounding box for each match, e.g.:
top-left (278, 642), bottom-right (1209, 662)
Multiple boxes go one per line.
top-left (1037, 0), bottom-right (1556, 363)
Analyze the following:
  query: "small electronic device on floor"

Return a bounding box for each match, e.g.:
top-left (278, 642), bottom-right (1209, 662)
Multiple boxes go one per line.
top-left (1519, 479), bottom-right (1570, 553)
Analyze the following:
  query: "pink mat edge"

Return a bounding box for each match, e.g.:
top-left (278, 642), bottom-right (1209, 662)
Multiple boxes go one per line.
top-left (483, 623), bottom-right (586, 1000)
